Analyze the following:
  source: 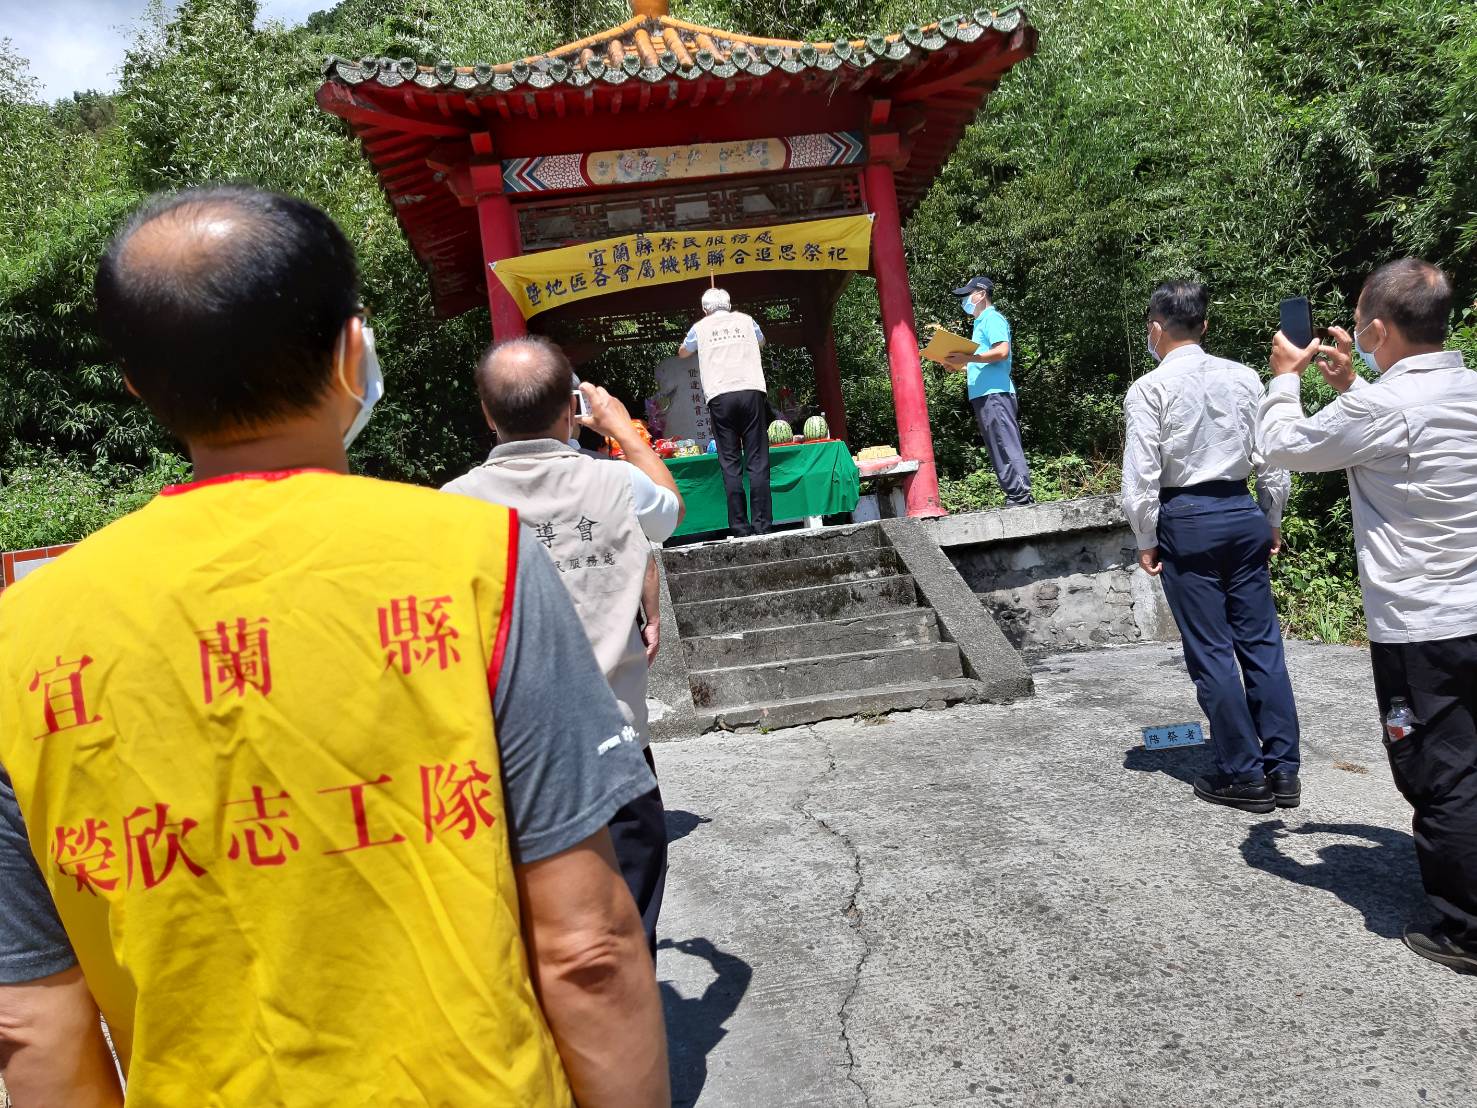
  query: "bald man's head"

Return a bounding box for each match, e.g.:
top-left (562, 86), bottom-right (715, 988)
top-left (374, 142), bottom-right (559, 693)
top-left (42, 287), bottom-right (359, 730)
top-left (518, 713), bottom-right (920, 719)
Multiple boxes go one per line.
top-left (95, 186), bottom-right (360, 439)
top-left (476, 336), bottom-right (576, 438)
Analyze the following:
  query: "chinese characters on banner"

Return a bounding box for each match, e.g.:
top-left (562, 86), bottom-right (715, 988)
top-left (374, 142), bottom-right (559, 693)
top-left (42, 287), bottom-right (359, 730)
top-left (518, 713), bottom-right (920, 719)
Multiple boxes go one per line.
top-left (491, 214), bottom-right (875, 320)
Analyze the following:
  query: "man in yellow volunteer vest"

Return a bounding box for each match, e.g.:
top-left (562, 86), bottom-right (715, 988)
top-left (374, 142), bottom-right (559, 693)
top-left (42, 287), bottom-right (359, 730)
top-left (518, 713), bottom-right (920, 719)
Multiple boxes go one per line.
top-left (0, 186), bottom-right (669, 1107)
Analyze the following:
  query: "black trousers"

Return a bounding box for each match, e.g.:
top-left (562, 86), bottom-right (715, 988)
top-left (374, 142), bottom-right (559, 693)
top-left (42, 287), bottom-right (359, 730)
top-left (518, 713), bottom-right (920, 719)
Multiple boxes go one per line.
top-left (1369, 634), bottom-right (1477, 949)
top-left (708, 389), bottom-right (772, 536)
top-left (607, 746), bottom-right (668, 958)
top-left (1156, 483), bottom-right (1300, 783)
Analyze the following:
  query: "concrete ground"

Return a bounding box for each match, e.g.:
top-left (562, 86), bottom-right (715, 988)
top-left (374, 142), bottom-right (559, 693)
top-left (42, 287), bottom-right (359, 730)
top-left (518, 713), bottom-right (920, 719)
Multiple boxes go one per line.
top-left (654, 641), bottom-right (1477, 1108)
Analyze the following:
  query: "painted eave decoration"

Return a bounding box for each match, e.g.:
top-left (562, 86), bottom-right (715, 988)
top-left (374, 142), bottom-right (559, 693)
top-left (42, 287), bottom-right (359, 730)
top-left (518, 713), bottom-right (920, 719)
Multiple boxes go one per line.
top-left (321, 8), bottom-right (1032, 92)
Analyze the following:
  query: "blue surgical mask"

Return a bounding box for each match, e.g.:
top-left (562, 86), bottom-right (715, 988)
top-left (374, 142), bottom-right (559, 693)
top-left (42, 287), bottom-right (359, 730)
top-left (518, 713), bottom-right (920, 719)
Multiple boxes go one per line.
top-left (340, 324), bottom-right (385, 448)
top-left (960, 295), bottom-right (978, 317)
top-left (1147, 328), bottom-right (1163, 364)
top-left (1353, 321), bottom-right (1382, 374)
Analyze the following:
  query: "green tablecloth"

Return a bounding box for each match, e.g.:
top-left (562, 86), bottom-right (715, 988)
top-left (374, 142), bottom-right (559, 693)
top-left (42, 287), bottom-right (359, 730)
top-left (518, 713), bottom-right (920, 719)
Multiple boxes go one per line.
top-left (666, 439), bottom-right (861, 537)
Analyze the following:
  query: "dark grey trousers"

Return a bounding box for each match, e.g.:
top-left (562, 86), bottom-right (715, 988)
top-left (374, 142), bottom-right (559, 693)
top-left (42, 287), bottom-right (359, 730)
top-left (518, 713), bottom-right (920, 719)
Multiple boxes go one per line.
top-left (970, 392), bottom-right (1033, 506)
top-left (708, 389), bottom-right (772, 536)
top-left (608, 746), bottom-right (667, 959)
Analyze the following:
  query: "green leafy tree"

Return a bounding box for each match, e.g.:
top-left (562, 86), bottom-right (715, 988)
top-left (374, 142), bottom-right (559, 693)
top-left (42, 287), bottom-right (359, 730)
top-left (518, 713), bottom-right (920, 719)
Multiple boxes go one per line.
top-left (1241, 0), bottom-right (1477, 301)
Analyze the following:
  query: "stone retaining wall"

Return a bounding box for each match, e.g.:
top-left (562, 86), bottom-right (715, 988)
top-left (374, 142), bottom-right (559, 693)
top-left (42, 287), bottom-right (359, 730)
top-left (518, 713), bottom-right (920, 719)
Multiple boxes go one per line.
top-left (926, 496), bottom-right (1178, 654)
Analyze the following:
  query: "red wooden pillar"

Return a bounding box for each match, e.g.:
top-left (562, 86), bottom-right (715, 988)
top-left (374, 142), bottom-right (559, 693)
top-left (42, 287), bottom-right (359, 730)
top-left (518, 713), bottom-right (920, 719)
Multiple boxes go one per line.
top-left (864, 158), bottom-right (944, 517)
top-left (476, 188), bottom-right (528, 342)
top-left (805, 286), bottom-right (848, 442)
top-left (810, 325), bottom-right (848, 442)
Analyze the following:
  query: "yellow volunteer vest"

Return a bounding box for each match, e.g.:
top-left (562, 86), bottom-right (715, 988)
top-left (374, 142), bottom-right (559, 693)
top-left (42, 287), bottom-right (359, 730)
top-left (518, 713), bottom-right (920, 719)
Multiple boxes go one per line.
top-left (0, 470), bottom-right (573, 1107)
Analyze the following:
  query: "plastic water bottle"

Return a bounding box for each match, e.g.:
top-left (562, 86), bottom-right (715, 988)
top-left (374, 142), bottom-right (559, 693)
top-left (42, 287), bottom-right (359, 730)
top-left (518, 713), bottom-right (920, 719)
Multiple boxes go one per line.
top-left (1384, 697), bottom-right (1416, 742)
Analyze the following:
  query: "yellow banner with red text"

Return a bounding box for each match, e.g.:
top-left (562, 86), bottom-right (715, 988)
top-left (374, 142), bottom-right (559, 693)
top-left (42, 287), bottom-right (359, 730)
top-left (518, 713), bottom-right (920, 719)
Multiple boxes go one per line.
top-left (491, 214), bottom-right (874, 319)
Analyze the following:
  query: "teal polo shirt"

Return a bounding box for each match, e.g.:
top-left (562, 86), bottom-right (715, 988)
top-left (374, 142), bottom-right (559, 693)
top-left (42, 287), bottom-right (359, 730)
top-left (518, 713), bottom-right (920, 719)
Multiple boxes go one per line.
top-left (967, 306), bottom-right (1014, 398)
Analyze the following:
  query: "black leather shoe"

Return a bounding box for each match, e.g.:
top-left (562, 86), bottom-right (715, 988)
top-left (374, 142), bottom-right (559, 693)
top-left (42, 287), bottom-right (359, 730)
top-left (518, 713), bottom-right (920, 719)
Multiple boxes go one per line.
top-left (1403, 923), bottom-right (1477, 975)
top-left (1268, 771), bottom-right (1301, 809)
top-left (1192, 774), bottom-right (1275, 814)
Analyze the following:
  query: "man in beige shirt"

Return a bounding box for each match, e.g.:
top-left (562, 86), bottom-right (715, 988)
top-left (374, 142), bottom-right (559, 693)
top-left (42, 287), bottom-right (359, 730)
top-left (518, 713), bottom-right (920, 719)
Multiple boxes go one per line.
top-left (678, 287), bottom-right (771, 536)
top-left (443, 336), bottom-right (684, 954)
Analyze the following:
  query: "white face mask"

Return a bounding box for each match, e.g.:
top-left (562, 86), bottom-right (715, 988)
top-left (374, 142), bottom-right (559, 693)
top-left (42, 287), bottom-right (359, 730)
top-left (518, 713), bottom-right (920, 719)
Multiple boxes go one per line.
top-left (338, 322), bottom-right (384, 449)
top-left (1354, 320), bottom-right (1384, 374)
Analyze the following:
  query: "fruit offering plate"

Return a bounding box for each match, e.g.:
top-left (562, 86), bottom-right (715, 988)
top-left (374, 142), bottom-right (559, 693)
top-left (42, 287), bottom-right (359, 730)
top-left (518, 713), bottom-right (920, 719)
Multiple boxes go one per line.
top-left (855, 454), bottom-right (904, 476)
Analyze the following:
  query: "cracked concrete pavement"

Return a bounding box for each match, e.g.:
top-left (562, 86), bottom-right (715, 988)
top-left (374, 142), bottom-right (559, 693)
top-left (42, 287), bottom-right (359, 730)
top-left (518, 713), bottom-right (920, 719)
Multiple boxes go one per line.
top-left (653, 641), bottom-right (1477, 1108)
top-left (797, 732), bottom-right (870, 1107)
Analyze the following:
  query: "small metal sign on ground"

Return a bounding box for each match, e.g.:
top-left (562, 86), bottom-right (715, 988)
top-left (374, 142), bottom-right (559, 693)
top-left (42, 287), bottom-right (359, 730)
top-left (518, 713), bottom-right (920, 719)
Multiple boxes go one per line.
top-left (1142, 722), bottom-right (1206, 750)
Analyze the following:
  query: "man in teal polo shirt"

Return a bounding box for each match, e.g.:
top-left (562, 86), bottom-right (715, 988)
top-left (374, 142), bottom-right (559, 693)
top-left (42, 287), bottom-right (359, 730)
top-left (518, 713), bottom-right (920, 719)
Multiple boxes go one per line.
top-left (947, 275), bottom-right (1034, 506)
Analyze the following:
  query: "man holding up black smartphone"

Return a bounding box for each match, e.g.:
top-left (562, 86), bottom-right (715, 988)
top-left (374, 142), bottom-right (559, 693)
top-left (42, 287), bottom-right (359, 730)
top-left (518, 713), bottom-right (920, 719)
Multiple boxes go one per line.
top-left (1262, 259), bottom-right (1477, 976)
top-left (1122, 280), bottom-right (1300, 814)
top-left (443, 337), bottom-right (684, 956)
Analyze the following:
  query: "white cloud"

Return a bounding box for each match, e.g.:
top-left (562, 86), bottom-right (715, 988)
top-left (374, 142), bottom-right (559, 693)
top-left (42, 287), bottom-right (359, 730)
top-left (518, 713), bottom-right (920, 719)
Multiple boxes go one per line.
top-left (4, 0), bottom-right (143, 99)
top-left (257, 0), bottom-right (330, 26)
top-left (3, 0), bottom-right (327, 101)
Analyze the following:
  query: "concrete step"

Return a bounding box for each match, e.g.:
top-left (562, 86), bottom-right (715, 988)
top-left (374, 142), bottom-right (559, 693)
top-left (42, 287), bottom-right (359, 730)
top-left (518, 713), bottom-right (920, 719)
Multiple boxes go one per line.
top-left (673, 574), bottom-right (919, 637)
top-left (684, 609), bottom-right (940, 670)
top-left (689, 642), bottom-right (964, 710)
top-left (711, 677), bottom-right (985, 732)
top-left (667, 547), bottom-right (901, 605)
top-left (664, 523), bottom-right (883, 575)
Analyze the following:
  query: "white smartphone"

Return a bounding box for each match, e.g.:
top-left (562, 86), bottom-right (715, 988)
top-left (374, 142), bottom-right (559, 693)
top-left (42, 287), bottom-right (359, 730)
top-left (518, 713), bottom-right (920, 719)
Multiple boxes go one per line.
top-left (573, 389), bottom-right (591, 419)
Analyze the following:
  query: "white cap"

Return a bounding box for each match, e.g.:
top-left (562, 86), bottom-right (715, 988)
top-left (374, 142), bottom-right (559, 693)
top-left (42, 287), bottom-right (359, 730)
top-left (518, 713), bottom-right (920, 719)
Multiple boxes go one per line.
top-left (702, 287), bottom-right (731, 314)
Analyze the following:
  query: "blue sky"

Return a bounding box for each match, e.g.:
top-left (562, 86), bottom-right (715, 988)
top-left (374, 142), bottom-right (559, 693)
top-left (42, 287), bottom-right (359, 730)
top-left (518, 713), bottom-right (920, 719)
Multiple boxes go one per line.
top-left (2, 0), bottom-right (328, 100)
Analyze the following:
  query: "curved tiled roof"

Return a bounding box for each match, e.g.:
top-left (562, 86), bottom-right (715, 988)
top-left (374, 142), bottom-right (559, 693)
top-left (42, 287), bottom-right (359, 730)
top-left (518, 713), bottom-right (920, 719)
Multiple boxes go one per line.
top-left (321, 6), bottom-right (1028, 93)
top-left (318, 6), bottom-right (1036, 318)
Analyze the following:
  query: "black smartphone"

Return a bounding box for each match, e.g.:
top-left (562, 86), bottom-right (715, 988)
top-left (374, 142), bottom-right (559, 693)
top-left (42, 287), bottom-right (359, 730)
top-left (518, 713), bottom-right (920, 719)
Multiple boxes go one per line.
top-left (1279, 297), bottom-right (1314, 349)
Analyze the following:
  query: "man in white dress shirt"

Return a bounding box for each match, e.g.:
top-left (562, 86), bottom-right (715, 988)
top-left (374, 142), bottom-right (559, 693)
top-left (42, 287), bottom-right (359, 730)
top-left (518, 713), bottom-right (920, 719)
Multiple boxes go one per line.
top-left (1122, 280), bottom-right (1300, 814)
top-left (1262, 259), bottom-right (1477, 975)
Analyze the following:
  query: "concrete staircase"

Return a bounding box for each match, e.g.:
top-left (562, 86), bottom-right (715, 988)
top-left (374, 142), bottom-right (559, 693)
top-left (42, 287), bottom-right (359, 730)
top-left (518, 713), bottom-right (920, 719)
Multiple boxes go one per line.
top-left (650, 521), bottom-right (1030, 734)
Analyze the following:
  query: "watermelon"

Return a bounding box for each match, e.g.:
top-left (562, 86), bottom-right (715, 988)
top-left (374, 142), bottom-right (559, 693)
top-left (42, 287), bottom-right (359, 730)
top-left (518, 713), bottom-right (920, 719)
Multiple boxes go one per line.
top-left (803, 415), bottom-right (829, 440)
top-left (767, 419), bottom-right (793, 445)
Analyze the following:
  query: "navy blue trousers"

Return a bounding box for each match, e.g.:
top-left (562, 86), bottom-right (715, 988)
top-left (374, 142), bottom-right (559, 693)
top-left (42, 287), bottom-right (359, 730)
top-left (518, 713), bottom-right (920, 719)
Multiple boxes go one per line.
top-left (1156, 483), bottom-right (1300, 783)
top-left (970, 392), bottom-right (1034, 506)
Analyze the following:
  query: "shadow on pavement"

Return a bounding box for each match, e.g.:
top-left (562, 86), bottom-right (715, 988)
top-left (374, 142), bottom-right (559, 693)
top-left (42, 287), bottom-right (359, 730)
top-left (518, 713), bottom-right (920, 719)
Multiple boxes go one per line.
top-left (1240, 820), bottom-right (1424, 939)
top-left (1123, 743), bottom-right (1218, 785)
top-left (665, 810), bottom-right (713, 843)
top-left (659, 936), bottom-right (753, 1108)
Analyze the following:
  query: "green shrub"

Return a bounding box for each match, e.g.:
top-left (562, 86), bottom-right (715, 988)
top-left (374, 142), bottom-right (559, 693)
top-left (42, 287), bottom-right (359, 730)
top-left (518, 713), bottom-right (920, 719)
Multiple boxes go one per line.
top-left (938, 451), bottom-right (1121, 513)
top-left (0, 450), bottom-right (188, 550)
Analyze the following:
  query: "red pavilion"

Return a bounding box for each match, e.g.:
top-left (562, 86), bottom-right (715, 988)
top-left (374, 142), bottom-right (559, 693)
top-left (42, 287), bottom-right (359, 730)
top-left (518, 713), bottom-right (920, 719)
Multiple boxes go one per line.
top-left (317, 2), bottom-right (1037, 516)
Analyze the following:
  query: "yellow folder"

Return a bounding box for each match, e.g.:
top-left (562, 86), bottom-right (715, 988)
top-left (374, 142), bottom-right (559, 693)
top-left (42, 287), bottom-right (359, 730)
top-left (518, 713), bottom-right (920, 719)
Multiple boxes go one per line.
top-left (919, 324), bottom-right (979, 365)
